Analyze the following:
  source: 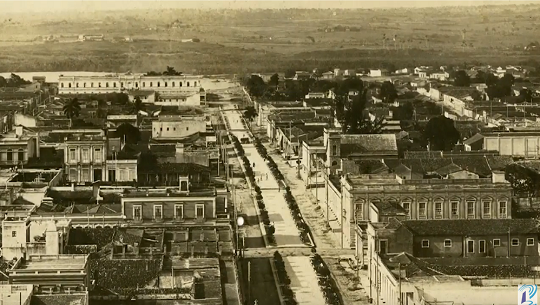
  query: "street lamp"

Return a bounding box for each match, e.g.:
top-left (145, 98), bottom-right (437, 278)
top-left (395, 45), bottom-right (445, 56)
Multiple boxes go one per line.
top-left (236, 216), bottom-right (245, 257)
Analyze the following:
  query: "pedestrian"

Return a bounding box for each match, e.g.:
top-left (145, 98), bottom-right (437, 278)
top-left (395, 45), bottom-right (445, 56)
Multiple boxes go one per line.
top-left (266, 173), bottom-right (268, 180)
top-left (253, 162), bottom-right (255, 168)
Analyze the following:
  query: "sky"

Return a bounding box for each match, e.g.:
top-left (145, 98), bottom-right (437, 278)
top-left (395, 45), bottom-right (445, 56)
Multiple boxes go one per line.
top-left (0, 0), bottom-right (537, 13)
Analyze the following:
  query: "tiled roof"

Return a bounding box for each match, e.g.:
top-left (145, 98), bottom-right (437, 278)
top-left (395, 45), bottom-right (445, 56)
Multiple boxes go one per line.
top-left (463, 133), bottom-right (484, 145)
top-left (485, 156), bottom-right (513, 171)
top-left (340, 134), bottom-right (397, 156)
top-left (385, 156), bottom-right (493, 178)
top-left (373, 201), bottom-right (407, 216)
top-left (139, 162), bottom-right (210, 174)
top-left (31, 294), bottom-right (87, 305)
top-left (401, 219), bottom-right (540, 236)
top-left (434, 163), bottom-right (463, 176)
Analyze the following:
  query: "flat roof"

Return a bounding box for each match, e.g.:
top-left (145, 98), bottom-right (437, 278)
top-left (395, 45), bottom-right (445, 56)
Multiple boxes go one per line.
top-left (17, 255), bottom-right (86, 271)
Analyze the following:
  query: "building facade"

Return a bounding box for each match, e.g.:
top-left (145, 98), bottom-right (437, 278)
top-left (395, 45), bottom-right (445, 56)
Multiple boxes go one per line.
top-left (340, 175), bottom-right (513, 249)
top-left (152, 116), bottom-right (206, 140)
top-left (63, 134), bottom-right (107, 183)
top-left (58, 74), bottom-right (202, 95)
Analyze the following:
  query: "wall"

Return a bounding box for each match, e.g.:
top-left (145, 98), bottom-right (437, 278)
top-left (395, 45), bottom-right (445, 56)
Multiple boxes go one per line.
top-left (152, 119), bottom-right (206, 139)
top-left (58, 75), bottom-right (202, 95)
top-left (123, 197), bottom-right (216, 221)
top-left (128, 93), bottom-right (156, 104)
top-left (369, 253), bottom-right (400, 305)
top-left (14, 114), bottom-right (36, 128)
top-left (156, 92), bottom-right (201, 107)
top-left (106, 160), bottom-right (137, 182)
top-left (484, 135), bottom-right (540, 157)
top-left (2, 221), bottom-right (28, 260)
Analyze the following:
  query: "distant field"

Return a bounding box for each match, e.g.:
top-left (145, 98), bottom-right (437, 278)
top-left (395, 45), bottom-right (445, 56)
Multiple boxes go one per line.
top-left (1, 5), bottom-right (540, 73)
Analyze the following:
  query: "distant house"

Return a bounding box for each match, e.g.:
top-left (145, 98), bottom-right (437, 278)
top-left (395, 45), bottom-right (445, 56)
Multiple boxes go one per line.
top-left (429, 71), bottom-right (450, 81)
top-left (321, 71), bottom-right (334, 80)
top-left (293, 71), bottom-right (311, 81)
top-left (369, 69), bottom-right (382, 77)
top-left (78, 34), bottom-right (104, 42)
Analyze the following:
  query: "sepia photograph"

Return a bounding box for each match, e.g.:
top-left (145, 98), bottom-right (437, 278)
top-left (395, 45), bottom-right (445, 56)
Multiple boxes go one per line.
top-left (0, 0), bottom-right (538, 304)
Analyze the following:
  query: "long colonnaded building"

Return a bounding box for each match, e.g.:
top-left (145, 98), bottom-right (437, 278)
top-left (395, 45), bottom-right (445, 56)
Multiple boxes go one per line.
top-left (58, 74), bottom-right (205, 106)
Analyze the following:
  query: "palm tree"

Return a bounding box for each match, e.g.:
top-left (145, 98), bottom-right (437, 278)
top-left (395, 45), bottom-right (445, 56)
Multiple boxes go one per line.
top-left (131, 96), bottom-right (144, 114)
top-left (63, 98), bottom-right (81, 128)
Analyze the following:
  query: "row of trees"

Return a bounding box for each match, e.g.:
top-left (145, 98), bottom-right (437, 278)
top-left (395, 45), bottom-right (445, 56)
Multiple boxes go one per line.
top-left (0, 73), bottom-right (31, 88)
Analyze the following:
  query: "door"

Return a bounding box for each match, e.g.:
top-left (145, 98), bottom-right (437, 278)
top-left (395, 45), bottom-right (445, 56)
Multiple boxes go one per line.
top-left (108, 170), bottom-right (116, 182)
top-left (93, 169), bottom-right (102, 182)
top-left (467, 240), bottom-right (474, 256)
top-left (479, 240), bottom-right (486, 255)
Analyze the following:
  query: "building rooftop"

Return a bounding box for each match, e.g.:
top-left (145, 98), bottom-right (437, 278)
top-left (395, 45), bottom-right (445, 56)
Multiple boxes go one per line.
top-left (13, 255), bottom-right (87, 271)
top-left (340, 134), bottom-right (398, 155)
top-left (30, 293), bottom-right (88, 305)
top-left (398, 218), bottom-right (540, 236)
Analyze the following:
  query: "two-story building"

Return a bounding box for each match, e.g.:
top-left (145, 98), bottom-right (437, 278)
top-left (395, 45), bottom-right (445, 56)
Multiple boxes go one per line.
top-left (340, 174), bottom-right (512, 249)
top-left (0, 126), bottom-right (39, 167)
top-left (62, 132), bottom-right (107, 183)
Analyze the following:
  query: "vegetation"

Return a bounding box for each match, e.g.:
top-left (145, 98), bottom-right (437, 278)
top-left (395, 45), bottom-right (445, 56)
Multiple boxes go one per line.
top-left (453, 70), bottom-right (471, 87)
top-left (273, 252), bottom-right (298, 305)
top-left (423, 116), bottom-right (461, 151)
top-left (116, 123), bottom-right (142, 144)
top-left (63, 97), bottom-right (81, 128)
top-left (243, 106), bottom-right (257, 125)
top-left (0, 73), bottom-right (31, 87)
top-left (310, 254), bottom-right (342, 305)
top-left (131, 96), bottom-right (145, 114)
top-left (338, 89), bottom-right (385, 134)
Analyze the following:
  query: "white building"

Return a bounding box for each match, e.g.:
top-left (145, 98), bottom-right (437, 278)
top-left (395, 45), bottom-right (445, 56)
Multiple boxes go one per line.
top-left (58, 74), bottom-right (203, 95)
top-left (152, 116), bottom-right (206, 140)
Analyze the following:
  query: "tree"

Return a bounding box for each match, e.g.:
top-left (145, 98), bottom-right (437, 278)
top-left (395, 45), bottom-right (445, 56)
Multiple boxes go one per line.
top-left (163, 66), bottom-right (182, 75)
top-left (0, 76), bottom-right (6, 87)
top-left (400, 102), bottom-right (414, 120)
top-left (380, 81), bottom-right (398, 103)
top-left (336, 77), bottom-right (363, 96)
top-left (7, 73), bottom-right (30, 87)
top-left (284, 69), bottom-right (296, 79)
top-left (131, 96), bottom-right (144, 114)
top-left (342, 89), bottom-right (384, 134)
top-left (116, 93), bottom-right (130, 105)
top-left (245, 75), bottom-right (267, 98)
top-left (520, 88), bottom-right (534, 103)
top-left (96, 99), bottom-right (108, 118)
top-left (423, 116), bottom-right (460, 151)
top-left (268, 73), bottom-right (279, 87)
top-left (453, 70), bottom-right (471, 87)
top-left (243, 106), bottom-right (257, 126)
top-left (116, 123), bottom-right (141, 144)
top-left (63, 98), bottom-right (81, 128)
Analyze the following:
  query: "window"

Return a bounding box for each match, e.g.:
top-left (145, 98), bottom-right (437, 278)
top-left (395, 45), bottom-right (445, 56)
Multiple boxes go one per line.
top-left (187, 81), bottom-right (190, 87)
top-left (451, 200), bottom-right (459, 217)
top-left (194, 81), bottom-right (197, 86)
top-left (491, 239), bottom-right (500, 247)
top-left (466, 199), bottom-right (476, 217)
top-left (165, 82), bottom-right (168, 87)
top-left (70, 169), bottom-right (78, 181)
top-left (61, 83), bottom-right (64, 88)
top-left (150, 82), bottom-right (153, 87)
top-left (91, 82), bottom-right (94, 88)
top-left (444, 239), bottom-right (452, 248)
top-left (467, 240), bottom-right (474, 253)
top-left (421, 240), bottom-right (429, 248)
top-left (143, 82), bottom-right (146, 87)
top-left (11, 231), bottom-right (16, 237)
top-left (196, 204), bottom-right (205, 218)
top-left (69, 148), bottom-right (77, 162)
top-left (332, 145), bottom-right (337, 155)
top-left (83, 83), bottom-right (86, 88)
top-left (98, 82), bottom-right (101, 88)
top-left (68, 83), bottom-right (72, 88)
top-left (172, 81), bottom-right (175, 87)
top-left (154, 205), bottom-right (163, 220)
top-left (121, 82), bottom-right (124, 88)
top-left (113, 82), bottom-right (116, 88)
top-left (82, 169), bottom-right (90, 182)
top-left (180, 82), bottom-right (183, 87)
top-left (157, 82), bottom-right (160, 87)
top-left (135, 82), bottom-right (139, 88)
top-left (499, 201), bottom-right (508, 218)
top-left (479, 240), bottom-right (486, 253)
top-left (186, 127), bottom-right (189, 131)
top-left (106, 82), bottom-right (109, 88)
top-left (379, 240), bottom-right (388, 254)
top-left (418, 201), bottom-right (427, 218)
top-left (482, 199), bottom-right (492, 218)
top-left (528, 238), bottom-right (535, 246)
top-left (17, 149), bottom-right (24, 162)
top-left (6, 149), bottom-right (12, 161)
top-left (434, 200), bottom-right (443, 218)
top-left (401, 201), bottom-right (411, 217)
top-left (82, 148), bottom-right (89, 162)
top-left (76, 83), bottom-right (79, 88)
top-left (175, 204), bottom-right (184, 219)
top-left (133, 205), bottom-right (142, 221)
top-left (512, 238), bottom-right (520, 246)
top-left (94, 148), bottom-right (101, 162)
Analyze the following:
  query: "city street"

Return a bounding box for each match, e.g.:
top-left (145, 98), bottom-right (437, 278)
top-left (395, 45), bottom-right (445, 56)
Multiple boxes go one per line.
top-left (223, 107), bottom-right (304, 247)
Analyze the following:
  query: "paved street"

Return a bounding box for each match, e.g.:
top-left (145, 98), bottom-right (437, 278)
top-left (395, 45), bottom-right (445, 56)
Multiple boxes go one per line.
top-left (285, 256), bottom-right (325, 305)
top-left (223, 108), bottom-right (304, 247)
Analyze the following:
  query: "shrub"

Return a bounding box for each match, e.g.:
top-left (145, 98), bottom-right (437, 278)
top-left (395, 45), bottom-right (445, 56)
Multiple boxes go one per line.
top-left (310, 254), bottom-right (341, 305)
top-left (273, 251), bottom-right (297, 304)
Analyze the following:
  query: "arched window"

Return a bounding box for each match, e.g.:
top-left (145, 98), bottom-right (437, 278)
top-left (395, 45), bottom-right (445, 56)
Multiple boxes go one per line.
top-left (75, 83), bottom-right (79, 88)
top-left (91, 82), bottom-right (94, 88)
top-left (498, 199), bottom-right (508, 218)
top-left (481, 197), bottom-right (493, 219)
top-left (157, 82), bottom-right (160, 87)
top-left (83, 83), bottom-right (86, 88)
top-left (120, 82), bottom-right (124, 88)
top-left (68, 83), bottom-right (72, 88)
top-left (187, 81), bottom-right (190, 87)
top-left (172, 82), bottom-right (175, 87)
top-left (194, 81), bottom-right (197, 86)
top-left (142, 82), bottom-right (146, 87)
top-left (449, 197), bottom-right (460, 218)
top-left (61, 83), bottom-right (64, 88)
top-left (180, 82), bottom-right (183, 87)
top-left (164, 82), bottom-right (168, 87)
top-left (135, 82), bottom-right (139, 88)
top-left (106, 82), bottom-right (109, 88)
top-left (98, 82), bottom-right (101, 88)
top-left (113, 82), bottom-right (116, 88)
top-left (466, 197), bottom-right (477, 218)
top-left (150, 82), bottom-right (153, 87)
